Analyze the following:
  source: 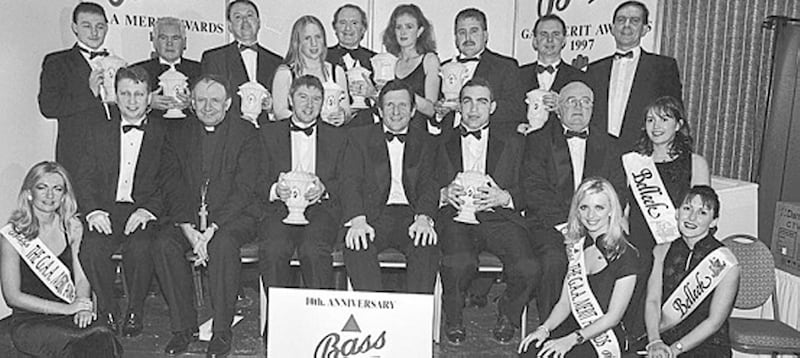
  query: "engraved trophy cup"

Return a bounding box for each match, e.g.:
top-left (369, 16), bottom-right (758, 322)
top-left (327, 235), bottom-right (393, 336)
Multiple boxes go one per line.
top-left (525, 89), bottom-right (549, 130)
top-left (346, 65), bottom-right (371, 109)
top-left (452, 171), bottom-right (491, 225)
top-left (158, 68), bottom-right (189, 118)
top-left (370, 52), bottom-right (397, 88)
top-left (279, 171), bottom-right (316, 225)
top-left (237, 81), bottom-right (270, 127)
top-left (321, 81), bottom-right (346, 126)
top-left (96, 54), bottom-right (127, 103)
top-left (439, 62), bottom-right (470, 110)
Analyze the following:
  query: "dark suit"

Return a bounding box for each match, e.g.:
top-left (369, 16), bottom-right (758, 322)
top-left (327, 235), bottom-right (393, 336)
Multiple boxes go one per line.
top-left (38, 44), bottom-right (108, 177)
top-left (519, 60), bottom-right (585, 93)
top-left (201, 42), bottom-right (283, 126)
top-left (153, 114), bottom-right (261, 334)
top-left (521, 118), bottom-right (625, 318)
top-left (326, 44), bottom-right (375, 72)
top-left (436, 125), bottom-right (539, 327)
top-left (76, 111), bottom-right (173, 318)
top-left (585, 50), bottom-right (682, 152)
top-left (341, 124), bottom-right (439, 293)
top-left (257, 120), bottom-right (347, 289)
top-left (131, 57), bottom-right (201, 133)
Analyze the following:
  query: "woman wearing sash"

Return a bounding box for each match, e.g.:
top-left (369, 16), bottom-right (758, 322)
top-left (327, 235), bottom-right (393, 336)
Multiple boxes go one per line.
top-left (642, 186), bottom-right (739, 357)
top-left (0, 161), bottom-right (121, 357)
top-left (272, 15), bottom-right (350, 124)
top-left (519, 177), bottom-right (639, 357)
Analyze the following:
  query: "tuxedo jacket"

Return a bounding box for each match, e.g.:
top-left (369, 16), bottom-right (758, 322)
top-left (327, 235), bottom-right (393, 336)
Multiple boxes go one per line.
top-left (131, 57), bottom-right (201, 119)
top-left (341, 124), bottom-right (438, 223)
top-left (436, 125), bottom-right (527, 227)
top-left (585, 50), bottom-right (682, 152)
top-left (258, 120), bottom-right (348, 220)
top-left (326, 44), bottom-right (376, 72)
top-left (166, 114), bottom-right (262, 228)
top-left (519, 60), bottom-right (585, 93)
top-left (201, 42), bottom-right (283, 125)
top-left (38, 44), bottom-right (108, 173)
top-left (76, 112), bottom-right (172, 219)
top-left (522, 118), bottom-right (625, 229)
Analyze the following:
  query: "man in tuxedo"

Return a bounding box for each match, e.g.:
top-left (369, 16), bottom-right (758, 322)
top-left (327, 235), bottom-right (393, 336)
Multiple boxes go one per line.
top-left (585, 0), bottom-right (682, 152)
top-left (152, 74), bottom-right (261, 356)
top-left (38, 2), bottom-right (110, 177)
top-left (522, 81), bottom-right (625, 319)
top-left (434, 8), bottom-right (525, 127)
top-left (258, 75), bottom-right (347, 292)
top-left (76, 66), bottom-right (175, 338)
top-left (327, 4), bottom-right (375, 73)
top-left (437, 78), bottom-right (539, 345)
top-left (341, 80), bottom-right (439, 294)
top-left (201, 0), bottom-right (282, 128)
top-left (132, 17), bottom-right (200, 133)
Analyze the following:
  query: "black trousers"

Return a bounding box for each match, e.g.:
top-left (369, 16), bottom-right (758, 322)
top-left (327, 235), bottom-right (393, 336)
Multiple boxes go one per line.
top-left (439, 217), bottom-right (539, 327)
top-left (79, 203), bottom-right (155, 317)
top-left (259, 207), bottom-right (336, 289)
top-left (151, 226), bottom-right (198, 333)
top-left (343, 205), bottom-right (439, 293)
top-left (527, 228), bottom-right (568, 320)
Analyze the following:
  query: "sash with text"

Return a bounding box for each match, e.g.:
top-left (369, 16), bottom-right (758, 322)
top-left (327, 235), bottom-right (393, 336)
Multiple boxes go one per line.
top-left (623, 152), bottom-right (679, 244)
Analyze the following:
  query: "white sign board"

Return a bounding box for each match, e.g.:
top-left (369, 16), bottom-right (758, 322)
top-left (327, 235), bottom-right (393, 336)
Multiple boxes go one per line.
top-left (268, 287), bottom-right (433, 357)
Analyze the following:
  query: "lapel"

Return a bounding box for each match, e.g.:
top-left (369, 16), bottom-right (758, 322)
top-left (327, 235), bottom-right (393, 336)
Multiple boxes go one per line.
top-left (529, 61), bottom-right (541, 90)
top-left (402, 127), bottom-right (422, 197)
top-left (187, 120), bottom-right (204, 192)
top-left (226, 43), bottom-right (249, 86)
top-left (550, 121), bottom-right (573, 196)
top-left (473, 50), bottom-right (493, 80)
top-left (276, 120), bottom-right (292, 172)
top-left (445, 132), bottom-right (463, 174)
top-left (368, 126), bottom-right (391, 200)
top-left (316, 122), bottom-right (333, 178)
top-left (486, 127), bottom-right (503, 178)
top-left (551, 60), bottom-right (571, 91)
top-left (584, 132), bottom-right (606, 177)
top-left (209, 119), bottom-right (231, 182)
top-left (69, 45), bottom-right (92, 87)
top-left (105, 115), bottom-right (121, 183)
top-left (256, 45), bottom-right (272, 86)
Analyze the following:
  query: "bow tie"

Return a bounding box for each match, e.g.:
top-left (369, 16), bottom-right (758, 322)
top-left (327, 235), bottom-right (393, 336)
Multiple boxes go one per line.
top-left (385, 131), bottom-right (407, 143)
top-left (459, 126), bottom-right (483, 140)
top-left (564, 129), bottom-right (589, 139)
top-left (536, 64), bottom-right (556, 74)
top-left (80, 47), bottom-right (109, 59)
top-left (290, 122), bottom-right (315, 136)
top-left (457, 57), bottom-right (479, 63)
top-left (615, 51), bottom-right (634, 59)
top-left (238, 43), bottom-right (258, 52)
top-left (122, 123), bottom-right (145, 133)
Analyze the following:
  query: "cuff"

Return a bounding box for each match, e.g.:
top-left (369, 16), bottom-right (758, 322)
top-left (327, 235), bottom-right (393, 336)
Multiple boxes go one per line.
top-left (269, 183), bottom-right (279, 202)
top-left (86, 210), bottom-right (109, 222)
top-left (137, 208), bottom-right (157, 221)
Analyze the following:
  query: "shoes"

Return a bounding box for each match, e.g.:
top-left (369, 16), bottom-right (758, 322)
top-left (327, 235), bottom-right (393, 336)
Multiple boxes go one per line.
top-left (465, 293), bottom-right (488, 309)
top-left (207, 331), bottom-right (232, 357)
top-left (491, 315), bottom-right (516, 345)
top-left (121, 312), bottom-right (143, 337)
top-left (164, 329), bottom-right (198, 355)
top-left (103, 312), bottom-right (120, 335)
top-left (444, 323), bottom-right (466, 345)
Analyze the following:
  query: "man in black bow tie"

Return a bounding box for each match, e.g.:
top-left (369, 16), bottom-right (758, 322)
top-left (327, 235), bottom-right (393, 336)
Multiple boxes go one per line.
top-left (521, 80), bottom-right (626, 321)
top-left (327, 5), bottom-right (375, 74)
top-left (257, 75), bottom-right (347, 298)
top-left (585, 0), bottom-right (682, 152)
top-left (341, 80), bottom-right (439, 294)
top-left (38, 2), bottom-right (112, 177)
top-left (201, 0), bottom-right (282, 128)
top-left (436, 78), bottom-right (540, 345)
top-left (76, 66), bottom-right (177, 339)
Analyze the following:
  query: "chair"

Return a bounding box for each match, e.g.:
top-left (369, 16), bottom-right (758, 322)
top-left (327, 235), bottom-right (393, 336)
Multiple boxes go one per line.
top-left (722, 234), bottom-right (800, 355)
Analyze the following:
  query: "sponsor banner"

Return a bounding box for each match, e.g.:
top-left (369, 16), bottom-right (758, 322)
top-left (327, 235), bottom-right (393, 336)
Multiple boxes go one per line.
top-left (268, 287), bottom-right (433, 357)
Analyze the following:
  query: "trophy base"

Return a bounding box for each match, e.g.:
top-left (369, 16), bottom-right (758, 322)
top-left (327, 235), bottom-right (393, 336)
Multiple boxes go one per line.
top-left (453, 214), bottom-right (479, 225)
top-left (442, 99), bottom-right (460, 110)
top-left (163, 109), bottom-right (186, 119)
top-left (352, 97), bottom-right (369, 109)
top-left (282, 214), bottom-right (309, 226)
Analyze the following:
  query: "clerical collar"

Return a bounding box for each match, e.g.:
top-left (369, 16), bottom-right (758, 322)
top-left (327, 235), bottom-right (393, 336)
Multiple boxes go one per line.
top-left (159, 57), bottom-right (182, 67)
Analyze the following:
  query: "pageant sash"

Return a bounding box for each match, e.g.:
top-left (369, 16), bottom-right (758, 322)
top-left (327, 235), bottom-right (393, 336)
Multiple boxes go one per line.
top-left (565, 238), bottom-right (622, 358)
top-left (0, 224), bottom-right (76, 303)
top-left (622, 152), bottom-right (679, 244)
top-left (660, 246), bottom-right (737, 331)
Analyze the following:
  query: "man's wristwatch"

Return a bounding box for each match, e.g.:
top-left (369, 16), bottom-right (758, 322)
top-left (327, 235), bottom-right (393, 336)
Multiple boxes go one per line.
top-left (574, 330), bottom-right (585, 345)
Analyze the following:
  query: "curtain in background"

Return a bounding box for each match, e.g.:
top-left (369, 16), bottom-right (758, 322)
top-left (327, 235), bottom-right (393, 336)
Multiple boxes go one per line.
top-left (660, 0), bottom-right (800, 181)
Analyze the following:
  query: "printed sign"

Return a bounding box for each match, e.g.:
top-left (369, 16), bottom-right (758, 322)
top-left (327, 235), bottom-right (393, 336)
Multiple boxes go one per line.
top-left (772, 202), bottom-right (800, 276)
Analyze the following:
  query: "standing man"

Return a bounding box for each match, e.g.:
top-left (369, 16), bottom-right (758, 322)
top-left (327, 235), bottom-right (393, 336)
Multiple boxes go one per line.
top-left (436, 8), bottom-right (525, 126)
top-left (327, 4), bottom-right (375, 73)
top-left (76, 66), bottom-right (175, 338)
top-left (341, 80), bottom-right (439, 294)
top-left (132, 17), bottom-right (201, 133)
top-left (585, 0), bottom-right (682, 152)
top-left (437, 78), bottom-right (540, 345)
top-left (39, 2), bottom-right (110, 177)
top-left (152, 74), bottom-right (261, 356)
top-left (521, 81), bottom-right (626, 320)
top-left (201, 0), bottom-right (282, 127)
top-left (258, 75), bottom-right (347, 292)
top-left (519, 14), bottom-right (584, 97)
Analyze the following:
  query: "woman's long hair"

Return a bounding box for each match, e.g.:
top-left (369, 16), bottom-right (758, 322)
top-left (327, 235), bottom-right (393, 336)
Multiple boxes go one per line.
top-left (381, 4), bottom-right (437, 56)
top-left (565, 177), bottom-right (630, 260)
top-left (284, 15), bottom-right (330, 81)
top-left (633, 96), bottom-right (693, 158)
top-left (8, 161), bottom-right (79, 241)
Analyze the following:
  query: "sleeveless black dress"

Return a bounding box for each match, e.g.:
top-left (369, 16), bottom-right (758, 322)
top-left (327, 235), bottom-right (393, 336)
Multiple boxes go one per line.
top-left (395, 58), bottom-right (433, 130)
top-left (10, 236), bottom-right (122, 357)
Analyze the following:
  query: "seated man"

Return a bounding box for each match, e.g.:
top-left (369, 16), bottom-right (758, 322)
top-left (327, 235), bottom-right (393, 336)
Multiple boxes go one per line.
top-left (152, 74), bottom-right (261, 356)
top-left (258, 75), bottom-right (347, 291)
top-left (341, 80), bottom-right (439, 294)
top-left (437, 78), bottom-right (539, 345)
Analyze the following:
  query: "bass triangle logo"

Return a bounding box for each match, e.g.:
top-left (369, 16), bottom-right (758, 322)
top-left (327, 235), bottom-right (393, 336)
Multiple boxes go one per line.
top-left (341, 314), bottom-right (361, 333)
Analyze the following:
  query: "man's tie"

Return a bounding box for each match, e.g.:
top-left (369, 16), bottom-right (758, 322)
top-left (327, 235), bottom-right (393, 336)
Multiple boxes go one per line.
top-left (459, 126), bottom-right (482, 140)
top-left (536, 64), bottom-right (556, 74)
top-left (238, 43), bottom-right (258, 52)
top-left (615, 51), bottom-right (634, 60)
top-left (385, 131), bottom-right (407, 143)
top-left (290, 122), bottom-right (315, 136)
top-left (457, 57), bottom-right (479, 63)
top-left (564, 129), bottom-right (589, 139)
top-left (80, 47), bottom-right (109, 59)
top-left (122, 124), bottom-right (145, 133)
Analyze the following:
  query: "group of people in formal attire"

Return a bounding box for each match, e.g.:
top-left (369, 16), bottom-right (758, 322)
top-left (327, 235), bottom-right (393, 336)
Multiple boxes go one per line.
top-left (0, 0), bottom-right (743, 357)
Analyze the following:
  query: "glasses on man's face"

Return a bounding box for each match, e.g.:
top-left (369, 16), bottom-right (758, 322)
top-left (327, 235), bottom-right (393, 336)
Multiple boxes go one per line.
top-left (564, 97), bottom-right (593, 108)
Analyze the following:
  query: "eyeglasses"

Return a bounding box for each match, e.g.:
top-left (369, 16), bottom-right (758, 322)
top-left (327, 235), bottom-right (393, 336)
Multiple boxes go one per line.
top-left (563, 97), bottom-right (593, 108)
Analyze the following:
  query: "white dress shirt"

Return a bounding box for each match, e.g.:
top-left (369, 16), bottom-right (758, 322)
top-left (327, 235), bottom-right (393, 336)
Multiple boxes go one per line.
top-left (461, 127), bottom-right (489, 173)
top-left (607, 46), bottom-right (641, 137)
top-left (269, 120), bottom-right (318, 202)
top-left (239, 43), bottom-right (257, 82)
top-left (536, 61), bottom-right (559, 91)
top-left (564, 126), bottom-right (588, 192)
top-left (116, 117), bottom-right (146, 203)
top-left (385, 125), bottom-right (410, 205)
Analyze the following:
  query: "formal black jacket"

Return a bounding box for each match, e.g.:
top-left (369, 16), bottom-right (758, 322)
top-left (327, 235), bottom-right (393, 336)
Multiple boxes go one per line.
top-left (519, 60), bottom-right (585, 93)
top-left (326, 44), bottom-right (376, 72)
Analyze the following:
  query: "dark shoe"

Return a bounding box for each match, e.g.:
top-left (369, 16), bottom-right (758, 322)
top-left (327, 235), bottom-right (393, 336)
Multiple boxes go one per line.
top-left (103, 313), bottom-right (120, 335)
top-left (206, 332), bottom-right (232, 357)
top-left (444, 323), bottom-right (466, 345)
top-left (465, 293), bottom-right (488, 309)
top-left (121, 312), bottom-right (143, 337)
top-left (491, 315), bottom-right (516, 345)
top-left (164, 329), bottom-right (197, 355)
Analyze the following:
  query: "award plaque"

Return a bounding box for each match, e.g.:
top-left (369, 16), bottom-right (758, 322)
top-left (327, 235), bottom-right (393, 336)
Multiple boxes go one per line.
top-left (279, 171), bottom-right (316, 225)
top-left (452, 171), bottom-right (491, 225)
top-left (158, 68), bottom-right (189, 118)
